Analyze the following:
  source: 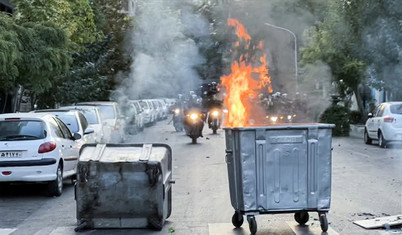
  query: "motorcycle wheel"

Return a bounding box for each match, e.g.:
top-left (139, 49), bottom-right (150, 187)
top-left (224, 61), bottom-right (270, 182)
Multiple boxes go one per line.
top-left (191, 137), bottom-right (197, 144)
top-left (212, 127), bottom-right (217, 134)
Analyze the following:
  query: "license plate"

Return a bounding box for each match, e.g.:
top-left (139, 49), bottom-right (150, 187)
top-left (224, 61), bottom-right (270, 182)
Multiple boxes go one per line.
top-left (0, 152), bottom-right (22, 158)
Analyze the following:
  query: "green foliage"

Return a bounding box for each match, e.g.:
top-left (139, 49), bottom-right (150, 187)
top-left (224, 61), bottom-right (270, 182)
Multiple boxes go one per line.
top-left (349, 110), bottom-right (362, 124)
top-left (36, 36), bottom-right (115, 107)
top-left (0, 13), bottom-right (21, 91)
top-left (319, 105), bottom-right (350, 136)
top-left (15, 22), bottom-right (71, 95)
top-left (12, 0), bottom-right (101, 50)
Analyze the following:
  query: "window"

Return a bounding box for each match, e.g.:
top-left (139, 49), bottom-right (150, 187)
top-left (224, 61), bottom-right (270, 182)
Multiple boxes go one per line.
top-left (0, 120), bottom-right (46, 139)
top-left (49, 118), bottom-right (64, 138)
top-left (377, 104), bottom-right (386, 117)
top-left (96, 105), bottom-right (116, 120)
top-left (54, 118), bottom-right (73, 139)
top-left (390, 104), bottom-right (402, 114)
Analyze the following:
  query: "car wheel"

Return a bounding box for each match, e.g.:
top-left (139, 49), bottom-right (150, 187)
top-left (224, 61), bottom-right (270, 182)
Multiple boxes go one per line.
top-left (48, 164), bottom-right (63, 197)
top-left (364, 129), bottom-right (372, 145)
top-left (378, 131), bottom-right (387, 148)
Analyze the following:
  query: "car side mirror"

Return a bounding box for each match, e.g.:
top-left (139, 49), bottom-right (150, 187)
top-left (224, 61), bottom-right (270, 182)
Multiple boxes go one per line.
top-left (84, 128), bottom-right (95, 135)
top-left (73, 133), bottom-right (82, 140)
top-left (367, 113), bottom-right (373, 118)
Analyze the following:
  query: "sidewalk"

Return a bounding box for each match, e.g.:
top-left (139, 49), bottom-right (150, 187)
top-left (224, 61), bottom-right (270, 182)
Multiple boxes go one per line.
top-left (349, 124), bottom-right (365, 139)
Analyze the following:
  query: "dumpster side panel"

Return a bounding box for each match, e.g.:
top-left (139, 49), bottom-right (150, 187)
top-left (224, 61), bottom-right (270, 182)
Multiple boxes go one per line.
top-left (316, 128), bottom-right (332, 210)
top-left (265, 129), bottom-right (308, 210)
top-left (225, 124), bottom-right (333, 213)
top-left (75, 144), bottom-right (172, 229)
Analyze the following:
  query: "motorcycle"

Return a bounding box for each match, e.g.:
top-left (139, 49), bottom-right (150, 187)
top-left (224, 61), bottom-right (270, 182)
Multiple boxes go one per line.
top-left (171, 108), bottom-right (184, 132)
top-left (208, 108), bottom-right (221, 134)
top-left (183, 110), bottom-right (204, 144)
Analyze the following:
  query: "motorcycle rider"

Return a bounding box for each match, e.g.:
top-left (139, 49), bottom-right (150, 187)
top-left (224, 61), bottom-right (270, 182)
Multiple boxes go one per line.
top-left (183, 94), bottom-right (205, 137)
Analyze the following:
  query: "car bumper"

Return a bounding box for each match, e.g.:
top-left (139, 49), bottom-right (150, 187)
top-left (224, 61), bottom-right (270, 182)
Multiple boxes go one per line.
top-left (0, 162), bottom-right (58, 182)
top-left (382, 126), bottom-right (402, 141)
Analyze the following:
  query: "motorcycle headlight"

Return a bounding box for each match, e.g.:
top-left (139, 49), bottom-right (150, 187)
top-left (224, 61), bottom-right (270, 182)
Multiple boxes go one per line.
top-left (189, 113), bottom-right (198, 120)
top-left (270, 116), bottom-right (278, 123)
top-left (287, 115), bottom-right (292, 120)
top-left (211, 110), bottom-right (219, 117)
top-left (174, 108), bottom-right (180, 114)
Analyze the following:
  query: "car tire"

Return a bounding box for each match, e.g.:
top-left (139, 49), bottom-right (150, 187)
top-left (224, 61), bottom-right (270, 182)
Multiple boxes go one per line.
top-left (378, 131), bottom-right (387, 148)
top-left (48, 164), bottom-right (63, 197)
top-left (364, 129), bottom-right (372, 145)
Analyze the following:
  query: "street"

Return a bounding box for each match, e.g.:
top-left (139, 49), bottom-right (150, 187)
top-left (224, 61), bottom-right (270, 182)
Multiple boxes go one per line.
top-left (0, 118), bottom-right (401, 235)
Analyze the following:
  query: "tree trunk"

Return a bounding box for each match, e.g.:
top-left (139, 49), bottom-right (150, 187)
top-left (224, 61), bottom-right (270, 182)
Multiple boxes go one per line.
top-left (353, 84), bottom-right (366, 121)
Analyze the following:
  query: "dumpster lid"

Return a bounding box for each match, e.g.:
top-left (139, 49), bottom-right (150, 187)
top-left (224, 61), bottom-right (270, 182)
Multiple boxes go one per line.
top-left (223, 123), bottom-right (335, 130)
top-left (79, 143), bottom-right (171, 162)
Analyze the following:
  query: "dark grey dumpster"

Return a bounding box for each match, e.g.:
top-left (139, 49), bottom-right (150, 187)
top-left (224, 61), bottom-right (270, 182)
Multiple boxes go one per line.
top-left (75, 143), bottom-right (173, 231)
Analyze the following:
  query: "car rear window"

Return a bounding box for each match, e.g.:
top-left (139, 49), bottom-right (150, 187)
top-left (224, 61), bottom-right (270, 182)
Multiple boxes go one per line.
top-left (390, 104), bottom-right (402, 114)
top-left (80, 109), bottom-right (98, 124)
top-left (0, 120), bottom-right (46, 140)
top-left (97, 106), bottom-right (116, 119)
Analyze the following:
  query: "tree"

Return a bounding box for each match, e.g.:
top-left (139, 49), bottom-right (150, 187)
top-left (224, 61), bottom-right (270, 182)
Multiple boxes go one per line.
top-left (301, 1), bottom-right (367, 117)
top-left (14, 22), bottom-right (71, 107)
top-left (0, 13), bottom-right (21, 92)
top-left (11, 0), bottom-right (100, 50)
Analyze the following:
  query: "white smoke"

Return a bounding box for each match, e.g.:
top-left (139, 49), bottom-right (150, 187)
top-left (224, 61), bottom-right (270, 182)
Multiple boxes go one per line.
top-left (122, 0), bottom-right (208, 100)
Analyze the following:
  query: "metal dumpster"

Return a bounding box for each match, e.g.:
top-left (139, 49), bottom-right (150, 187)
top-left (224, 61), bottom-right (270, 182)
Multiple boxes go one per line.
top-left (74, 143), bottom-right (173, 231)
top-left (224, 123), bottom-right (335, 234)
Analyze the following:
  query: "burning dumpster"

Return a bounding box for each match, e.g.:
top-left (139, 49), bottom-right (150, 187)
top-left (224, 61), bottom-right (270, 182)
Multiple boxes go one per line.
top-left (224, 124), bottom-right (334, 234)
top-left (74, 143), bottom-right (173, 231)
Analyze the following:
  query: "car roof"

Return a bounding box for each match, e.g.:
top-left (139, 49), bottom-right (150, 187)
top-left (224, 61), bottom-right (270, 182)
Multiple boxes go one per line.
top-left (60, 105), bottom-right (99, 111)
top-left (33, 109), bottom-right (81, 114)
top-left (0, 112), bottom-right (53, 120)
top-left (76, 101), bottom-right (117, 106)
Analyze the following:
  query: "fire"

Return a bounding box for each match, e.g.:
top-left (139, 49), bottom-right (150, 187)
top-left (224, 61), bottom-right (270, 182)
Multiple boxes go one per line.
top-left (221, 19), bottom-right (273, 127)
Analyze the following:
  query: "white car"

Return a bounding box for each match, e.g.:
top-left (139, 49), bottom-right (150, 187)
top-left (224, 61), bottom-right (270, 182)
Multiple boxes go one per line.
top-left (32, 109), bottom-right (93, 146)
top-left (364, 101), bottom-right (402, 147)
top-left (59, 106), bottom-right (105, 143)
top-left (0, 113), bottom-right (82, 196)
top-left (77, 101), bottom-right (125, 143)
top-left (139, 100), bottom-right (156, 125)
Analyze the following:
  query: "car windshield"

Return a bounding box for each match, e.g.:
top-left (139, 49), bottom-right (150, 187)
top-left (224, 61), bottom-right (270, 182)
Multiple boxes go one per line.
top-left (390, 104), bottom-right (402, 114)
top-left (0, 120), bottom-right (46, 140)
top-left (97, 106), bottom-right (116, 120)
top-left (50, 112), bottom-right (79, 133)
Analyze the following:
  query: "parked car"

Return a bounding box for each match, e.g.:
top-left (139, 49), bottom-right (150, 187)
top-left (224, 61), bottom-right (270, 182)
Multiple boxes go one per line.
top-left (59, 106), bottom-right (105, 143)
top-left (123, 100), bottom-right (144, 134)
top-left (76, 101), bottom-right (125, 143)
top-left (364, 101), bottom-right (402, 147)
top-left (158, 99), bottom-right (169, 120)
top-left (139, 100), bottom-right (156, 125)
top-left (0, 113), bottom-right (82, 196)
top-left (32, 109), bottom-right (93, 146)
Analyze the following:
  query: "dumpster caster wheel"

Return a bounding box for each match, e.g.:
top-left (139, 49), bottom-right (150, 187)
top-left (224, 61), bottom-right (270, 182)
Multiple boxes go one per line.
top-left (247, 215), bottom-right (257, 235)
top-left (319, 213), bottom-right (328, 232)
top-left (294, 211), bottom-right (309, 225)
top-left (232, 211), bottom-right (244, 228)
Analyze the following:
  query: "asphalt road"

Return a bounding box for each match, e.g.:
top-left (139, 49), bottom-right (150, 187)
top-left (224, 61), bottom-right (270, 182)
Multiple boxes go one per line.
top-left (0, 118), bottom-right (401, 235)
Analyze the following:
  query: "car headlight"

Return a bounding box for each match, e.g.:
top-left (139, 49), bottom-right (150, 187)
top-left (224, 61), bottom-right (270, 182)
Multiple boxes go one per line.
top-left (174, 108), bottom-right (180, 114)
top-left (211, 110), bottom-right (219, 117)
top-left (287, 115), bottom-right (292, 120)
top-left (189, 113), bottom-right (198, 120)
top-left (270, 116), bottom-right (278, 123)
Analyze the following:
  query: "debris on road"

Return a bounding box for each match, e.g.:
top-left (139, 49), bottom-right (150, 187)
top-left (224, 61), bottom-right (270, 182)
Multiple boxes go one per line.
top-left (353, 214), bottom-right (402, 229)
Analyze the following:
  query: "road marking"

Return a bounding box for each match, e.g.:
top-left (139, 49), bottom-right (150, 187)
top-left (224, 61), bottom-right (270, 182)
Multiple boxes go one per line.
top-left (286, 221), bottom-right (339, 235)
top-left (0, 228), bottom-right (17, 235)
top-left (209, 222), bottom-right (340, 235)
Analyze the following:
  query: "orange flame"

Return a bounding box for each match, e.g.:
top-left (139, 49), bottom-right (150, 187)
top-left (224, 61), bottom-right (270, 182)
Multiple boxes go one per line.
top-left (221, 19), bottom-right (273, 127)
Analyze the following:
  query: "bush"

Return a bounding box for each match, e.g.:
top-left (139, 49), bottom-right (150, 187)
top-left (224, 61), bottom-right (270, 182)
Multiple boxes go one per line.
top-left (319, 105), bottom-right (350, 136)
top-left (349, 110), bottom-right (362, 124)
